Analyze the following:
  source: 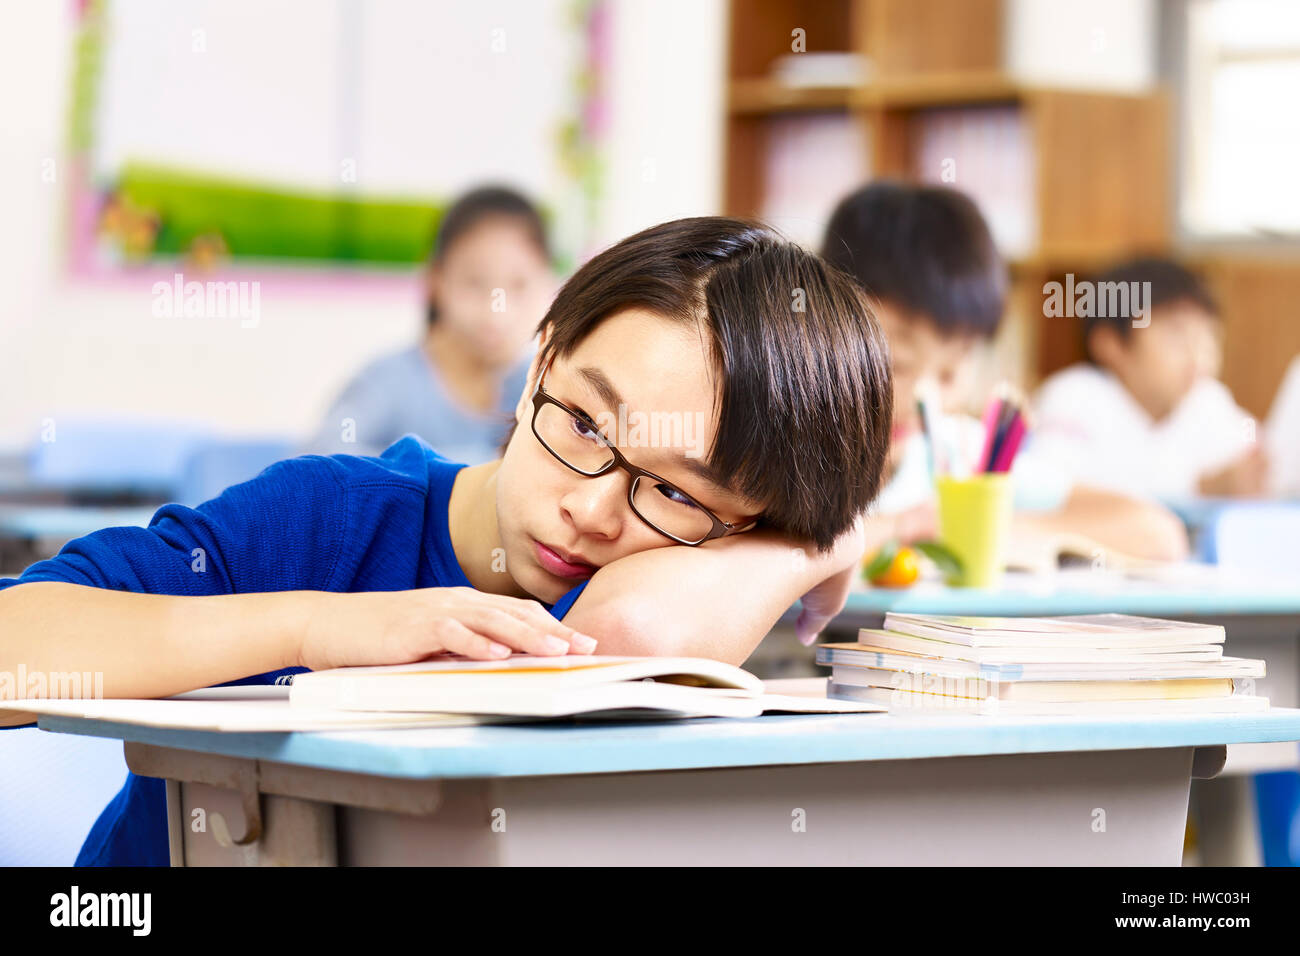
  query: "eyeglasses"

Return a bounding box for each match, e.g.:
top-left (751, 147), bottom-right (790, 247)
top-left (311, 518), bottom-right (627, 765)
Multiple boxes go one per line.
top-left (528, 359), bottom-right (757, 546)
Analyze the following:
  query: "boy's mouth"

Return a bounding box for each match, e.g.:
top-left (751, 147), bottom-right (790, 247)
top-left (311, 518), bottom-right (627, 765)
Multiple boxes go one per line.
top-left (533, 539), bottom-right (598, 580)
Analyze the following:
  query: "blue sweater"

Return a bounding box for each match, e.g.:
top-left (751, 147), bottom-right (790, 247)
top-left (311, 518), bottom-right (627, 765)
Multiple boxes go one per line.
top-left (0, 436), bottom-right (587, 866)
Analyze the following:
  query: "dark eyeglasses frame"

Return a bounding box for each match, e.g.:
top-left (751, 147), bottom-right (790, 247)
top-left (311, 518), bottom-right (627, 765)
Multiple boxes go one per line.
top-left (528, 358), bottom-right (756, 546)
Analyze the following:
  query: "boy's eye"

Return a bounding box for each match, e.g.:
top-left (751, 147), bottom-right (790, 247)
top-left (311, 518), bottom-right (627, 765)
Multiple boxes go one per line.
top-left (654, 482), bottom-right (700, 510)
top-left (568, 409), bottom-right (603, 443)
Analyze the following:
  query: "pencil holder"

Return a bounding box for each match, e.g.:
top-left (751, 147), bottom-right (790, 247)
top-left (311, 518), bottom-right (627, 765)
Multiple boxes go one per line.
top-left (935, 474), bottom-right (1013, 588)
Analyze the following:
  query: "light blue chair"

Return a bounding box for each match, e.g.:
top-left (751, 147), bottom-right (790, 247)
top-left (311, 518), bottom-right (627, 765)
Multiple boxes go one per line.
top-left (176, 438), bottom-right (298, 506)
top-left (26, 420), bottom-right (212, 499)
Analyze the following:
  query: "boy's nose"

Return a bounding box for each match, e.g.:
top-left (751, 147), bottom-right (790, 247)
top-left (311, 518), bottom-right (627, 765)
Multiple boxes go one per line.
top-left (559, 471), bottom-right (626, 540)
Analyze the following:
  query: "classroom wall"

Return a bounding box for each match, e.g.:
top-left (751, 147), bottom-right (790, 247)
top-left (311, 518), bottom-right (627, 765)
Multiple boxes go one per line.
top-left (1006, 0), bottom-right (1157, 91)
top-left (0, 1), bottom-right (727, 452)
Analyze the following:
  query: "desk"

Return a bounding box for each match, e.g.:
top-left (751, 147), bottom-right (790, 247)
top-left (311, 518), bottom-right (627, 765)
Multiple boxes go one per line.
top-left (777, 569), bottom-right (1300, 865)
top-left (36, 706), bottom-right (1300, 866)
top-left (830, 569), bottom-right (1300, 621)
top-left (794, 571), bottom-right (1300, 772)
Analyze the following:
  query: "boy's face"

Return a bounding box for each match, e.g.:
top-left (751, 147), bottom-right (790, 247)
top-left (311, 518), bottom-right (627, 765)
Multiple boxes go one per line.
top-left (495, 308), bottom-right (767, 604)
top-left (427, 217), bottom-right (555, 366)
top-left (1091, 300), bottom-right (1217, 420)
top-left (872, 300), bottom-right (978, 474)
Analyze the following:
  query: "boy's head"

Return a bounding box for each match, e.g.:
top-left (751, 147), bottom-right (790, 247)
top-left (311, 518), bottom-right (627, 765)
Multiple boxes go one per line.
top-left (425, 185), bottom-right (556, 366)
top-left (1082, 257), bottom-right (1221, 421)
top-left (820, 182), bottom-right (1006, 470)
top-left (495, 217), bottom-right (893, 603)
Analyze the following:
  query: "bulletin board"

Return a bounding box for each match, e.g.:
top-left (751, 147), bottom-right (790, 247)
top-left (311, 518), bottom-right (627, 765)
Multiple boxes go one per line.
top-left (66, 0), bottom-right (608, 276)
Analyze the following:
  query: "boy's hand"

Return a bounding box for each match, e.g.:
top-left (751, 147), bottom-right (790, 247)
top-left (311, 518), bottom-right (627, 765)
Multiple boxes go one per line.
top-left (793, 514), bottom-right (867, 646)
top-left (1198, 446), bottom-right (1270, 498)
top-left (296, 587), bottom-right (598, 671)
top-left (890, 501), bottom-right (939, 544)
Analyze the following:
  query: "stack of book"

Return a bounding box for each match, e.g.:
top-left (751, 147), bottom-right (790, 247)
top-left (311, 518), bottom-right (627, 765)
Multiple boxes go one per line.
top-left (818, 613), bottom-right (1268, 715)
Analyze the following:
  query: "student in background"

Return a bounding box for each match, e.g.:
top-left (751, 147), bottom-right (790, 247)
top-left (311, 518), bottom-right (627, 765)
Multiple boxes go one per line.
top-left (302, 186), bottom-right (557, 464)
top-left (821, 181), bottom-right (1188, 561)
top-left (1267, 354), bottom-right (1300, 497)
top-left (1032, 257), bottom-right (1267, 500)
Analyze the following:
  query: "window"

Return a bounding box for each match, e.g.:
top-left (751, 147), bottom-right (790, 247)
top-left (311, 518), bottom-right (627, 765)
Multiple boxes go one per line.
top-left (1181, 0), bottom-right (1300, 238)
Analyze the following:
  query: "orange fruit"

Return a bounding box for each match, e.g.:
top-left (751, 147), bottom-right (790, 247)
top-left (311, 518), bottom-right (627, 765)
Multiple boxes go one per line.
top-left (869, 546), bottom-right (921, 588)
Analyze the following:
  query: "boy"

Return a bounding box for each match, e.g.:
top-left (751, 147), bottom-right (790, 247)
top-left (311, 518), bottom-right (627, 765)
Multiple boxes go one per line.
top-left (0, 216), bottom-right (893, 864)
top-left (1032, 257), bottom-right (1267, 500)
top-left (821, 182), bottom-right (1188, 560)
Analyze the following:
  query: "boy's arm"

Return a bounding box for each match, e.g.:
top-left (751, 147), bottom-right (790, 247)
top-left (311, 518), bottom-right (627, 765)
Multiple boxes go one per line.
top-left (1017, 485), bottom-right (1190, 562)
top-left (0, 583), bottom-right (306, 727)
top-left (560, 517), bottom-right (875, 665)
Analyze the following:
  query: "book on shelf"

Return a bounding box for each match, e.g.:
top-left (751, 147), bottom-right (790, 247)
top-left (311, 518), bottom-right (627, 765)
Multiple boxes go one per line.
top-left (911, 105), bottom-right (1036, 258)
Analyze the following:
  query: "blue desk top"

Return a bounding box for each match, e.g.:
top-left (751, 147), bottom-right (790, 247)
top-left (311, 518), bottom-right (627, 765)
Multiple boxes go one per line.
top-left (36, 708), bottom-right (1300, 781)
top-left (827, 570), bottom-right (1300, 620)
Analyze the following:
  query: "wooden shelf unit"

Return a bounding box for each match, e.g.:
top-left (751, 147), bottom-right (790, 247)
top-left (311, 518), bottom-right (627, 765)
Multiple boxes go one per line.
top-left (723, 0), bottom-right (1173, 386)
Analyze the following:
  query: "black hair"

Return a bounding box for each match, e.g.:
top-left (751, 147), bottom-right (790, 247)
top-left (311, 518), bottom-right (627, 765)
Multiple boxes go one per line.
top-left (426, 185), bottom-right (551, 325)
top-left (820, 181), bottom-right (1007, 338)
top-left (504, 216), bottom-right (894, 552)
top-left (1082, 256), bottom-right (1220, 361)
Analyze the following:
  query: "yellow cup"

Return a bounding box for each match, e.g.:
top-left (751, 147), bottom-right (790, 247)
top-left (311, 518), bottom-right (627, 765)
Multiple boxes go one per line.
top-left (935, 474), bottom-right (1013, 588)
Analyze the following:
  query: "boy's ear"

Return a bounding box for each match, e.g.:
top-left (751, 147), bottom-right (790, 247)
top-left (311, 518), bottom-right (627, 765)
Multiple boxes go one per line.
top-left (424, 262), bottom-right (442, 304)
top-left (515, 323), bottom-right (553, 423)
top-left (1088, 325), bottom-right (1126, 369)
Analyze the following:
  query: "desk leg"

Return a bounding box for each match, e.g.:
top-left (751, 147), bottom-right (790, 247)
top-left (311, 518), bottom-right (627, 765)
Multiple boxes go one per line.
top-left (137, 744), bottom-right (338, 867)
top-left (171, 781), bottom-right (338, 866)
top-left (165, 780), bottom-right (184, 867)
top-left (1191, 774), bottom-right (1262, 866)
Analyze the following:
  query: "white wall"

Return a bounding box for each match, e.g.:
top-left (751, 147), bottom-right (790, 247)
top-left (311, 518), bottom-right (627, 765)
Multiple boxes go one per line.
top-left (0, 1), bottom-right (728, 451)
top-left (1006, 0), bottom-right (1157, 92)
top-left (597, 0), bottom-right (726, 246)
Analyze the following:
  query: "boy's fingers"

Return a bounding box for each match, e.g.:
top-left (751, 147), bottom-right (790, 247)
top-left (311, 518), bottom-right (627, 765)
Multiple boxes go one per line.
top-left (433, 618), bottom-right (511, 660)
top-left (497, 598), bottom-right (598, 652)
top-left (468, 607), bottom-right (575, 655)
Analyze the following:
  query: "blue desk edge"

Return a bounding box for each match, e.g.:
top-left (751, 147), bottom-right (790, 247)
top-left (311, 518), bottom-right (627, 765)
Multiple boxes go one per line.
top-left (34, 708), bottom-right (1300, 781)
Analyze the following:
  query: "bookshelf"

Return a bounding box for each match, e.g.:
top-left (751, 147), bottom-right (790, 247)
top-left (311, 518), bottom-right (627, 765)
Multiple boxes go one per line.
top-left (722, 0), bottom-right (1172, 389)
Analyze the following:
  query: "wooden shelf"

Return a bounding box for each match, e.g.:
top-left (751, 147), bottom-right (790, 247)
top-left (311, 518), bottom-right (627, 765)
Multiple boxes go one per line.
top-left (728, 79), bottom-right (856, 115)
top-left (728, 73), bottom-right (1024, 116)
top-left (857, 72), bottom-right (1023, 108)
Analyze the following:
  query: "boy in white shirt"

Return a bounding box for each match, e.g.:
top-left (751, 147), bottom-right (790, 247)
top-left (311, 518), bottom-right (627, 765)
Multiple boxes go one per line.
top-left (821, 183), bottom-right (1189, 561)
top-left (1032, 257), bottom-right (1267, 500)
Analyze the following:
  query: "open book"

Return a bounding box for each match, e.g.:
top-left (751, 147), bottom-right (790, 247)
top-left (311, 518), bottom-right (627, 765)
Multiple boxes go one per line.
top-left (0, 658), bottom-right (882, 731)
top-left (286, 656), bottom-right (882, 719)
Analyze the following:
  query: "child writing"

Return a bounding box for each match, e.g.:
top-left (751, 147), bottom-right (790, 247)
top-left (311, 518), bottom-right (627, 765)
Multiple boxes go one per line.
top-left (301, 185), bottom-right (556, 464)
top-left (0, 216), bottom-right (894, 865)
top-left (1031, 257), bottom-right (1267, 500)
top-left (820, 182), bottom-right (1189, 561)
